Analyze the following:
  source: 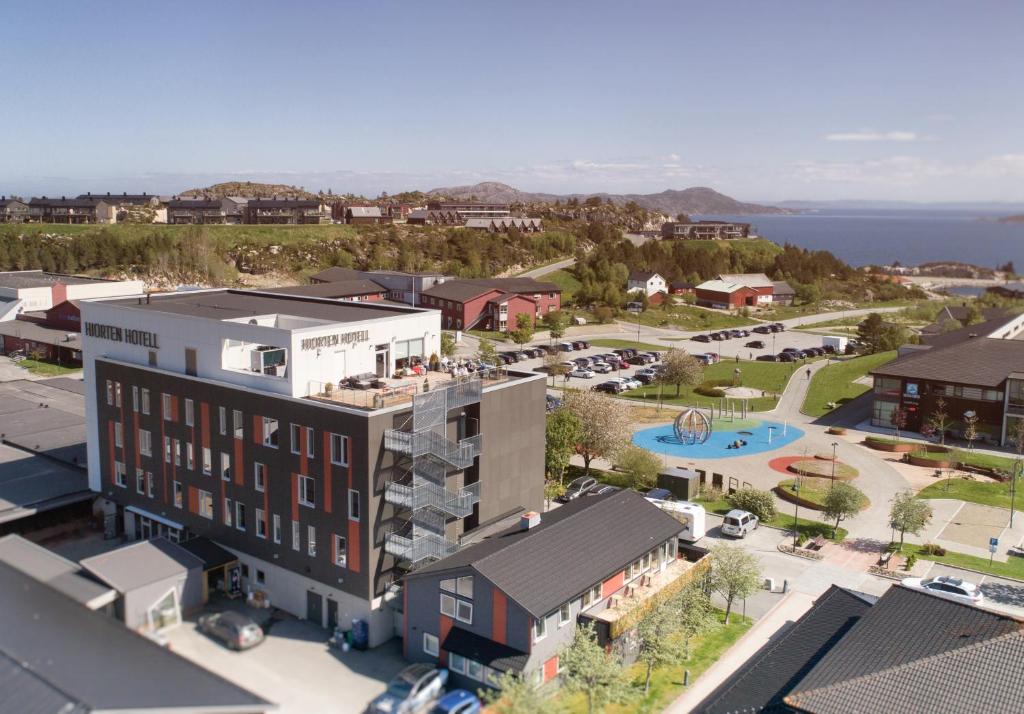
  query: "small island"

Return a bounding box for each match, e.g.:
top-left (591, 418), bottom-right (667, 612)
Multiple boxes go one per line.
top-left (998, 214), bottom-right (1024, 223)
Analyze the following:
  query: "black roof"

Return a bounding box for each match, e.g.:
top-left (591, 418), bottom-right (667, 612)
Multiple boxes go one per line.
top-left (422, 277), bottom-right (560, 303)
top-left (77, 192), bottom-right (154, 205)
top-left (871, 336), bottom-right (1024, 387)
top-left (177, 537), bottom-right (238, 570)
top-left (309, 266), bottom-right (364, 283)
top-left (918, 313), bottom-right (1018, 349)
top-left (407, 490), bottom-right (683, 619)
top-left (29, 197), bottom-right (107, 208)
top-left (629, 270), bottom-right (661, 281)
top-left (442, 627), bottom-right (529, 673)
top-left (694, 586), bottom-right (876, 714)
top-left (0, 561), bottom-right (272, 713)
top-left (261, 279), bottom-right (387, 299)
top-left (168, 198), bottom-right (223, 209)
top-left (248, 198), bottom-right (321, 208)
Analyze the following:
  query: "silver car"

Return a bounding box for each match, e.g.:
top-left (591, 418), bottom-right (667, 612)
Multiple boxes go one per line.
top-left (902, 576), bottom-right (984, 606)
top-left (369, 663), bottom-right (448, 714)
top-left (721, 509), bottom-right (759, 538)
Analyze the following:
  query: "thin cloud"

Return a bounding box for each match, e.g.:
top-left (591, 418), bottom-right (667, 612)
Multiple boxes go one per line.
top-left (824, 130), bottom-right (919, 142)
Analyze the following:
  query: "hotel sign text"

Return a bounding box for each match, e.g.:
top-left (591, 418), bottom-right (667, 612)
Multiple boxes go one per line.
top-left (84, 322), bottom-right (160, 349)
top-left (301, 330), bottom-right (370, 351)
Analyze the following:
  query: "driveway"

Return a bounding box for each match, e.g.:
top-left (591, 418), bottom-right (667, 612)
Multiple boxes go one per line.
top-left (0, 355), bottom-right (31, 382)
top-left (165, 600), bottom-right (406, 714)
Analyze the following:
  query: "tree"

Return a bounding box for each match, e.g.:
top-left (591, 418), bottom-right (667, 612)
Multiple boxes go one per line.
top-left (541, 310), bottom-right (568, 342)
top-left (481, 671), bottom-right (550, 714)
top-left (658, 348), bottom-right (704, 397)
top-left (543, 352), bottom-right (570, 386)
top-left (559, 622), bottom-right (627, 714)
top-left (709, 544), bottom-right (761, 625)
top-left (544, 478), bottom-right (567, 509)
top-left (562, 390), bottom-right (632, 474)
top-left (440, 332), bottom-right (456, 358)
top-left (635, 598), bottom-right (684, 694)
top-left (545, 409), bottom-right (581, 485)
top-left (727, 487), bottom-right (777, 522)
top-left (822, 482), bottom-right (867, 536)
top-left (674, 581), bottom-right (719, 661)
top-left (924, 397), bottom-right (949, 445)
top-left (616, 445), bottom-right (662, 491)
top-left (509, 313), bottom-right (535, 347)
top-left (858, 313), bottom-right (908, 354)
top-left (890, 405), bottom-right (908, 443)
top-left (794, 282), bottom-right (822, 305)
top-left (675, 212), bottom-right (690, 223)
top-left (963, 411), bottom-right (980, 451)
top-left (961, 303), bottom-right (983, 326)
top-left (477, 338), bottom-right (498, 366)
top-left (889, 490), bottom-right (932, 549)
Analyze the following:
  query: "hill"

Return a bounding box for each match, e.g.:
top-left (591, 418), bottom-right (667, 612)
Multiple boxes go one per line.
top-left (180, 182), bottom-right (321, 200)
top-left (425, 181), bottom-right (788, 216)
top-left (999, 214), bottom-right (1024, 224)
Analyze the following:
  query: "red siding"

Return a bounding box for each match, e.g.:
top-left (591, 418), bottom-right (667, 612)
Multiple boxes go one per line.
top-left (347, 519), bottom-right (361, 574)
top-left (439, 615), bottom-right (454, 666)
top-left (543, 656), bottom-right (559, 683)
top-left (291, 473), bottom-right (299, 521)
top-left (492, 588), bottom-right (508, 644)
top-left (50, 282), bottom-right (67, 307)
top-left (602, 571), bottom-right (625, 599)
top-left (234, 434), bottom-right (244, 486)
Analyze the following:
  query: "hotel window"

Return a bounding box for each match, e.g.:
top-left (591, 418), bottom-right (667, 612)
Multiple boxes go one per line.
top-left (348, 489), bottom-right (359, 521)
top-left (136, 468), bottom-right (145, 495)
top-left (255, 509), bottom-right (266, 539)
top-left (114, 422), bottom-right (123, 448)
top-left (106, 380), bottom-right (113, 406)
top-left (198, 490), bottom-right (213, 519)
top-left (272, 514), bottom-right (281, 544)
top-left (423, 633), bottom-right (439, 657)
top-left (162, 393), bottom-right (172, 421)
top-left (202, 447), bottom-right (212, 475)
top-left (224, 498), bottom-right (232, 526)
top-left (307, 526), bottom-right (316, 556)
top-left (218, 407), bottom-right (227, 435)
top-left (235, 502), bottom-right (246, 531)
top-left (164, 436), bottom-right (171, 464)
top-left (262, 417), bottom-right (279, 447)
top-left (533, 616), bottom-right (547, 642)
top-left (186, 442), bottom-right (194, 470)
top-left (233, 410), bottom-right (243, 440)
top-left (185, 399), bottom-right (194, 427)
top-left (254, 462), bottom-right (266, 492)
top-left (141, 388), bottom-right (150, 415)
top-left (334, 535), bottom-right (347, 567)
top-left (306, 427), bottom-right (315, 458)
top-left (330, 433), bottom-right (349, 465)
top-left (139, 429), bottom-right (152, 457)
top-left (173, 439), bottom-right (181, 467)
top-left (115, 461), bottom-right (127, 487)
top-left (114, 382), bottom-right (122, 407)
top-left (220, 452), bottom-right (231, 481)
top-left (559, 603), bottom-right (571, 627)
top-left (290, 424), bottom-right (301, 454)
top-left (291, 520), bottom-right (301, 551)
top-left (173, 480), bottom-right (183, 508)
top-left (298, 476), bottom-right (316, 508)
top-left (132, 386), bottom-right (139, 412)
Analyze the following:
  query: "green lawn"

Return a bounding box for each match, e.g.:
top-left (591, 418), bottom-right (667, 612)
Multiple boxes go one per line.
top-left (591, 339), bottom-right (670, 352)
top-left (801, 351), bottom-right (896, 417)
top-left (896, 542), bottom-right (1024, 581)
top-left (622, 360), bottom-right (798, 412)
top-left (539, 268), bottom-right (582, 302)
top-left (465, 329), bottom-right (508, 342)
top-left (555, 611), bottom-right (753, 714)
top-left (909, 448), bottom-right (1018, 473)
top-left (917, 477), bottom-right (1019, 510)
top-left (777, 478), bottom-right (831, 508)
top-left (18, 359), bottom-right (81, 376)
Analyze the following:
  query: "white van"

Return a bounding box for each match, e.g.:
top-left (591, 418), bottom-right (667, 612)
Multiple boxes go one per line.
top-left (645, 499), bottom-right (706, 542)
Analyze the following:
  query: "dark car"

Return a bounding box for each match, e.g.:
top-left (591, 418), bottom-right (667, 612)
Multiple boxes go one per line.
top-left (197, 611), bottom-right (265, 650)
top-left (572, 341), bottom-right (587, 350)
top-left (432, 690), bottom-right (482, 714)
top-left (769, 324), bottom-right (784, 332)
top-left (560, 476), bottom-right (598, 501)
top-left (773, 323), bottom-right (786, 331)
top-left (745, 340), bottom-right (766, 349)
top-left (782, 347), bottom-right (801, 354)
top-left (594, 381), bottom-right (627, 394)
top-left (692, 334), bottom-right (711, 343)
top-left (644, 487), bottom-right (676, 502)
top-left (799, 349), bottom-right (815, 359)
top-left (777, 352), bottom-right (795, 362)
top-left (752, 325), bottom-right (771, 334)
top-left (711, 332), bottom-right (726, 341)
top-left (756, 354), bottom-right (779, 362)
top-left (578, 340), bottom-right (591, 349)
top-left (822, 344), bottom-right (836, 354)
top-left (645, 351), bottom-right (661, 361)
top-left (634, 372), bottom-right (657, 385)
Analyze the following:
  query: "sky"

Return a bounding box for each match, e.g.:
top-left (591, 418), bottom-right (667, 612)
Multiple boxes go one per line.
top-left (1, 0), bottom-right (1022, 203)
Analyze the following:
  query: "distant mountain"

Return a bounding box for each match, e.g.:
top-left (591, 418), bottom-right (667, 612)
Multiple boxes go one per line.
top-left (426, 182), bottom-right (790, 216)
top-left (180, 182), bottom-right (320, 200)
top-left (777, 199), bottom-right (1024, 212)
top-left (999, 215), bottom-right (1024, 223)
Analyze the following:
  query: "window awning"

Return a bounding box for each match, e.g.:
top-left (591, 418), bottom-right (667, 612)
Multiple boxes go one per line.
top-left (125, 506), bottom-right (183, 531)
top-left (442, 627), bottom-right (529, 673)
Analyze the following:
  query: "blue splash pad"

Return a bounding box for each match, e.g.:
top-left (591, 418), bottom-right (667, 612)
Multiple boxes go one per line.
top-left (633, 419), bottom-right (804, 459)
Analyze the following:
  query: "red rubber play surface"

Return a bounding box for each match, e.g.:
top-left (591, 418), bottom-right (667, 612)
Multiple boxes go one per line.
top-left (768, 455), bottom-right (805, 475)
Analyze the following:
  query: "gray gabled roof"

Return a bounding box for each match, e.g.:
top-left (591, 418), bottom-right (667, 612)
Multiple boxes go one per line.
top-left (0, 535), bottom-right (115, 610)
top-left (407, 490), bottom-right (683, 619)
top-left (347, 206), bottom-right (382, 217)
top-left (871, 336), bottom-right (1024, 387)
top-left (80, 537), bottom-right (203, 593)
top-left (0, 561), bottom-right (273, 713)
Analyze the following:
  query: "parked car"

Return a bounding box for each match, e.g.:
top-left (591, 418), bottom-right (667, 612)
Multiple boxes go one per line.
top-left (634, 372), bottom-right (657, 385)
top-left (704, 352), bottom-right (720, 364)
top-left (613, 358), bottom-right (630, 369)
top-left (573, 356), bottom-right (592, 367)
top-left (711, 332), bottom-right (726, 341)
top-left (594, 380), bottom-right (627, 394)
top-left (570, 368), bottom-right (595, 379)
top-left (515, 351), bottom-right (531, 361)
top-left (901, 576), bottom-right (984, 606)
top-left (721, 509), bottom-right (759, 538)
top-left (369, 664), bottom-right (448, 714)
top-left (432, 690), bottom-right (482, 714)
top-left (197, 611), bottom-right (265, 651)
top-left (756, 354), bottom-right (779, 362)
top-left (572, 341), bottom-right (587, 350)
top-left (557, 342), bottom-right (575, 352)
top-left (644, 351), bottom-right (661, 361)
top-left (777, 352), bottom-right (795, 362)
top-left (782, 347), bottom-right (801, 354)
top-left (745, 340), bottom-right (766, 349)
top-left (822, 344), bottom-right (837, 354)
top-left (592, 362), bottom-right (613, 374)
top-left (644, 487), bottom-right (676, 502)
top-left (560, 476), bottom-right (598, 501)
top-left (752, 325), bottom-right (771, 334)
top-left (772, 323), bottom-right (786, 331)
top-left (578, 340), bottom-right (591, 349)
top-left (692, 334), bottom-right (712, 343)
top-left (589, 484), bottom-right (621, 496)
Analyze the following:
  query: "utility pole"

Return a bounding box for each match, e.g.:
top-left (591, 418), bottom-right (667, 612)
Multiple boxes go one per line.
top-left (792, 482), bottom-right (801, 547)
top-left (830, 441), bottom-right (839, 488)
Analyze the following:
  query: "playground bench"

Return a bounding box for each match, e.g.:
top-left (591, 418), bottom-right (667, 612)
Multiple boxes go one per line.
top-left (805, 535), bottom-right (826, 551)
top-left (878, 551), bottom-right (893, 568)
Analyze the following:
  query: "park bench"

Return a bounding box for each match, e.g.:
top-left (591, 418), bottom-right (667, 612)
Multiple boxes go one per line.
top-left (878, 551), bottom-right (893, 568)
top-left (805, 535), bottom-right (827, 551)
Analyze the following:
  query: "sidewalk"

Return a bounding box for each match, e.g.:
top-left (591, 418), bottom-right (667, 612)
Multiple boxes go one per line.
top-left (666, 590), bottom-right (817, 714)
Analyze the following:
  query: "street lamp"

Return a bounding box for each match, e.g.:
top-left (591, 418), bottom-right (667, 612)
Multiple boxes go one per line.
top-left (792, 481), bottom-right (801, 547)
top-left (830, 441), bottom-right (839, 487)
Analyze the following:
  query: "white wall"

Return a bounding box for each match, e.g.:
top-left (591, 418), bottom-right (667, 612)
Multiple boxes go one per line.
top-left (66, 280), bottom-right (146, 303)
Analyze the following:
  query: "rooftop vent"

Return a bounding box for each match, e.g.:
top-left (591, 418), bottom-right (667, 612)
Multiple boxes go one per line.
top-left (520, 511), bottom-right (541, 530)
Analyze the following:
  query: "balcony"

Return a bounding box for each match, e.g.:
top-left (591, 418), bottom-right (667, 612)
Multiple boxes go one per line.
top-left (384, 480), bottom-right (481, 518)
top-left (384, 530), bottom-right (458, 564)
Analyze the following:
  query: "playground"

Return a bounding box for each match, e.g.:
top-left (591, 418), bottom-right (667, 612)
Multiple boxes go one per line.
top-left (633, 416), bottom-right (804, 459)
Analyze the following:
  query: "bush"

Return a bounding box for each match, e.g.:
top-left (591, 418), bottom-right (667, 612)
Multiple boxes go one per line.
top-left (694, 385), bottom-right (726, 398)
top-left (727, 487), bottom-right (777, 522)
top-left (615, 445), bottom-right (662, 491)
top-left (699, 485), bottom-right (724, 502)
top-left (920, 543), bottom-right (947, 556)
top-left (905, 554), bottom-right (918, 570)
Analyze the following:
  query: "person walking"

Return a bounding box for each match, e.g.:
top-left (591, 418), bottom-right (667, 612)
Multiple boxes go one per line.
top-left (806, 367), bottom-right (811, 380)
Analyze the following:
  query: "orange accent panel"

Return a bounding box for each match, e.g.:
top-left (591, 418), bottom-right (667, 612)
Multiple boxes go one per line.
top-left (492, 588), bottom-right (508, 644)
top-left (291, 473), bottom-right (299, 521)
top-left (347, 518), bottom-right (361, 574)
top-left (200, 403), bottom-right (210, 448)
top-left (234, 437), bottom-right (243, 486)
top-left (170, 396), bottom-right (178, 422)
top-left (252, 414), bottom-right (261, 445)
top-left (602, 571), bottom-right (625, 599)
top-left (322, 432), bottom-right (332, 514)
top-left (188, 486), bottom-right (198, 514)
top-left (543, 656), bottom-right (559, 683)
top-left (439, 615), bottom-right (454, 666)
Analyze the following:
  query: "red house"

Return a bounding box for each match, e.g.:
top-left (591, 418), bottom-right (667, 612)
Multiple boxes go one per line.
top-left (420, 278), bottom-right (561, 332)
top-left (695, 273), bottom-right (774, 309)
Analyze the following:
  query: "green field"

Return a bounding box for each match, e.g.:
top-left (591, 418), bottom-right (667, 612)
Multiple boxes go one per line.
top-left (538, 268), bottom-right (582, 302)
top-left (622, 360), bottom-right (798, 412)
top-left (909, 449), bottom-right (1017, 473)
top-left (917, 476), bottom-right (1019, 509)
top-left (555, 611), bottom-right (752, 714)
top-left (18, 359), bottom-right (81, 377)
top-left (896, 542), bottom-right (1024, 581)
top-left (801, 351), bottom-right (896, 417)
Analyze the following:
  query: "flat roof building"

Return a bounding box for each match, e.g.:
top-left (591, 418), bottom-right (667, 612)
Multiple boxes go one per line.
top-left (81, 288), bottom-right (546, 647)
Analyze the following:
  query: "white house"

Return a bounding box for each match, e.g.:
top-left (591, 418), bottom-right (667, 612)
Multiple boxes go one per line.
top-left (627, 271), bottom-right (667, 297)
